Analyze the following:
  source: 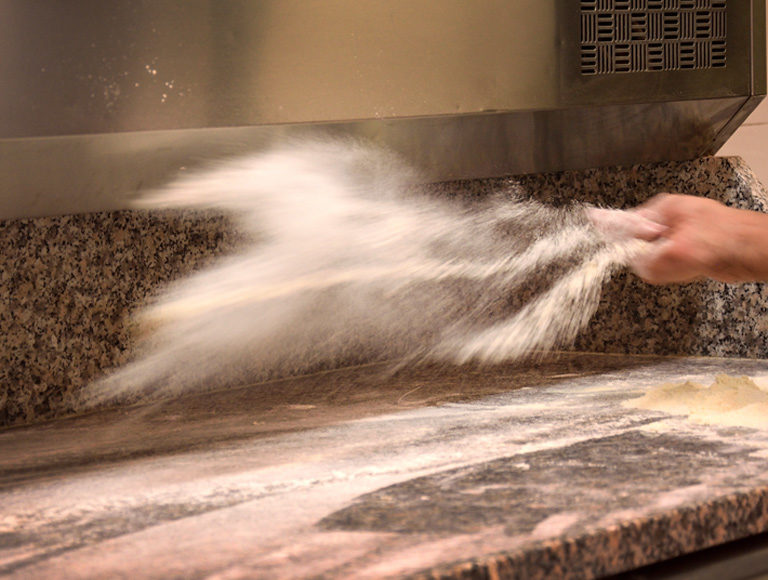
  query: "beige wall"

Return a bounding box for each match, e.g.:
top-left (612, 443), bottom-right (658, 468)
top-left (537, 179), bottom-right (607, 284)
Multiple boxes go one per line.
top-left (717, 10), bottom-right (768, 185)
top-left (718, 98), bottom-right (768, 186)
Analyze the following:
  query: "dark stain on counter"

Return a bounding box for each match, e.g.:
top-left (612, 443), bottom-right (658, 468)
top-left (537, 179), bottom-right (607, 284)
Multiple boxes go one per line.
top-left (320, 432), bottom-right (757, 536)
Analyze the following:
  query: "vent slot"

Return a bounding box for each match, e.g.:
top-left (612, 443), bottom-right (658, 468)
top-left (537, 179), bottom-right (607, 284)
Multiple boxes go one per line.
top-left (580, 0), bottom-right (726, 75)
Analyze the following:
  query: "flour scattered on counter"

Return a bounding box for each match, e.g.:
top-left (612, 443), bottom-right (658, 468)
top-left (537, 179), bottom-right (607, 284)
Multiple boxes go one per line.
top-left (625, 374), bottom-right (768, 429)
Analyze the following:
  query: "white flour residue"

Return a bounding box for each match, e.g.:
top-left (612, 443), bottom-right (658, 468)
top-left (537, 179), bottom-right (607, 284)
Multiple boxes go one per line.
top-left (81, 139), bottom-right (644, 407)
top-left (625, 374), bottom-right (768, 429)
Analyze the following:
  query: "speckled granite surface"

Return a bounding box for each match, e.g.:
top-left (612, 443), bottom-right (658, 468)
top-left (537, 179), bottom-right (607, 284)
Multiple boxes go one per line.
top-left (3, 354), bottom-right (768, 579)
top-left (0, 210), bottom-right (243, 426)
top-left (2, 155), bottom-right (767, 426)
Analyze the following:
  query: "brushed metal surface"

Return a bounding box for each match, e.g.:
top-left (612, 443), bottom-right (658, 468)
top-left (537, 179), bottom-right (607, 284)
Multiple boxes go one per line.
top-left (0, 0), bottom-right (758, 138)
top-left (0, 0), bottom-right (764, 218)
top-left (0, 1), bottom-right (561, 138)
top-left (0, 98), bottom-right (746, 219)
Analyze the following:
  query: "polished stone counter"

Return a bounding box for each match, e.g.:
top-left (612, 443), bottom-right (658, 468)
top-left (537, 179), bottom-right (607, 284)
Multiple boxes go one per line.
top-left (3, 353), bottom-right (768, 579)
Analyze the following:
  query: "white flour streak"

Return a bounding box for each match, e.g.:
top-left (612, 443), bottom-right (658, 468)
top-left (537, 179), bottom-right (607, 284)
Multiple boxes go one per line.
top-left (81, 139), bottom-right (645, 407)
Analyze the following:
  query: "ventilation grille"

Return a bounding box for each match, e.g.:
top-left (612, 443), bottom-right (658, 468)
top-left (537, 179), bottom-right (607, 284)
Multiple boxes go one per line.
top-left (580, 0), bottom-right (727, 75)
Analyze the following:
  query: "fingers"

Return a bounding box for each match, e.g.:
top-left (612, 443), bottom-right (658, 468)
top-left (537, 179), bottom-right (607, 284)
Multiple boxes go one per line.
top-left (585, 207), bottom-right (667, 242)
top-left (631, 239), bottom-right (680, 284)
top-left (588, 194), bottom-right (737, 284)
top-left (636, 192), bottom-right (724, 225)
top-left (627, 210), bottom-right (669, 241)
top-left (630, 237), bottom-right (704, 285)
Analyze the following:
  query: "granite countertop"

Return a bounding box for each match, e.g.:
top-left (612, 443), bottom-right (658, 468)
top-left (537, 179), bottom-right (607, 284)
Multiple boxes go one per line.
top-left (4, 353), bottom-right (768, 579)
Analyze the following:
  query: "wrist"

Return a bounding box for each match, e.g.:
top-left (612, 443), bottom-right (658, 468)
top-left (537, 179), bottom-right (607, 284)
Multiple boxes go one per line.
top-left (715, 209), bottom-right (768, 282)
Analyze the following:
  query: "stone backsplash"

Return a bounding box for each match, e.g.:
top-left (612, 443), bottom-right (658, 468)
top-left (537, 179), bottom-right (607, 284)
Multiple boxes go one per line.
top-left (1, 156), bottom-right (766, 426)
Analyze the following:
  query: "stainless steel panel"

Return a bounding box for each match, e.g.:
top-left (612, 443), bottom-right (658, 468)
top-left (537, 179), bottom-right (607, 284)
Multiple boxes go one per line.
top-left (0, 98), bottom-right (747, 219)
top-left (1, 0), bottom-right (761, 138)
top-left (752, 0), bottom-right (767, 94)
top-left (0, 1), bottom-right (561, 138)
top-left (0, 0), bottom-right (764, 219)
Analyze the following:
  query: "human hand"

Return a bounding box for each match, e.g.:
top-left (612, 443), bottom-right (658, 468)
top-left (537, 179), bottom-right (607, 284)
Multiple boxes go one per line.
top-left (630, 194), bottom-right (734, 283)
top-left (588, 194), bottom-right (768, 284)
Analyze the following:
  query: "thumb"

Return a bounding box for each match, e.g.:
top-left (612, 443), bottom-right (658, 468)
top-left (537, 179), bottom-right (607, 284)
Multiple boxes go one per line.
top-left (586, 207), bottom-right (668, 242)
top-left (630, 238), bottom-right (699, 285)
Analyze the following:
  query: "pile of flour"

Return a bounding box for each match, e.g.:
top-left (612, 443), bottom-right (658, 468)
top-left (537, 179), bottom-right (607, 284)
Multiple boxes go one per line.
top-left (82, 139), bottom-right (646, 406)
top-left (626, 375), bottom-right (768, 429)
